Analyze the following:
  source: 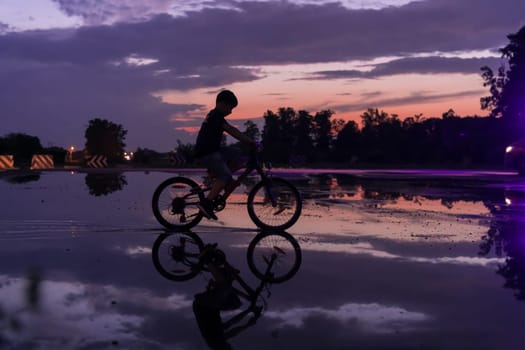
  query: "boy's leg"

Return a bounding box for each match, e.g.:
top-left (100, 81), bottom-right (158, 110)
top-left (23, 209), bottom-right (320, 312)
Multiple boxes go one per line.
top-left (208, 178), bottom-right (227, 200)
top-left (220, 146), bottom-right (246, 173)
top-left (219, 146), bottom-right (244, 198)
top-left (197, 151), bottom-right (232, 220)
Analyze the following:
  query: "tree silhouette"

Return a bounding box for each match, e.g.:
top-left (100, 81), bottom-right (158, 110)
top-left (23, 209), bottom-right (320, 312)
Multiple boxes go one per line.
top-left (313, 110), bottom-right (334, 158)
top-left (174, 139), bottom-right (195, 164)
top-left (291, 110), bottom-right (313, 162)
top-left (84, 118), bottom-right (127, 161)
top-left (333, 120), bottom-right (360, 163)
top-left (242, 120), bottom-right (261, 144)
top-left (0, 133), bottom-right (43, 167)
top-left (481, 25), bottom-right (525, 139)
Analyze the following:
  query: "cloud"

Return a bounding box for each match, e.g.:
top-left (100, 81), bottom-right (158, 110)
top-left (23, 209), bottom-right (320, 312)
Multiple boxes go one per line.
top-left (7, 1), bottom-right (524, 66)
top-left (332, 89), bottom-right (488, 114)
top-left (52, 0), bottom-right (241, 25)
top-left (0, 275), bottom-right (195, 349)
top-left (52, 0), bottom-right (174, 25)
top-left (265, 302), bottom-right (430, 333)
top-left (301, 241), bottom-right (505, 267)
top-left (308, 56), bottom-right (506, 80)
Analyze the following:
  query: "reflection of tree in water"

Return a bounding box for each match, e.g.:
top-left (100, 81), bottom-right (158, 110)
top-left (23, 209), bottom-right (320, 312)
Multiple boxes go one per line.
top-left (305, 174), bottom-right (496, 210)
top-left (84, 173), bottom-right (127, 196)
top-left (480, 189), bottom-right (525, 301)
top-left (0, 172), bottom-right (41, 184)
top-left (304, 174), bottom-right (360, 200)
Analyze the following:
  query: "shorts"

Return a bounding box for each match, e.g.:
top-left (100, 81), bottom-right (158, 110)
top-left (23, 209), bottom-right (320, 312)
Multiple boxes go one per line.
top-left (198, 146), bottom-right (242, 183)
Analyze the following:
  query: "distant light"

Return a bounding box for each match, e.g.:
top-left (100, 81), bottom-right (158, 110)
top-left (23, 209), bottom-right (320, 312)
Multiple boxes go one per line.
top-left (123, 151), bottom-right (133, 161)
top-left (505, 197), bottom-right (512, 205)
top-left (506, 146), bottom-right (514, 153)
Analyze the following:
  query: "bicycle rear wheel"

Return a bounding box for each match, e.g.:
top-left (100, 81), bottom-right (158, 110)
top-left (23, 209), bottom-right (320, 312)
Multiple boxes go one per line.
top-left (152, 177), bottom-right (204, 230)
top-left (152, 232), bottom-right (205, 281)
top-left (247, 231), bottom-right (302, 283)
top-left (247, 177), bottom-right (302, 230)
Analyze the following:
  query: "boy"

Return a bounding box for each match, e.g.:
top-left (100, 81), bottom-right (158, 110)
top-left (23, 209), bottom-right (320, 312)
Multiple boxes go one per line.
top-left (194, 90), bottom-right (255, 220)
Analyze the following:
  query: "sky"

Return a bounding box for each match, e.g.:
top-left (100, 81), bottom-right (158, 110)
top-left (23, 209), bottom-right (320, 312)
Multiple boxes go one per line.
top-left (0, 0), bottom-right (523, 151)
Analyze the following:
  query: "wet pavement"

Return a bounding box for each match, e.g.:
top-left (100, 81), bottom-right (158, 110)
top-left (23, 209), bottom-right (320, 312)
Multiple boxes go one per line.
top-left (1, 169), bottom-right (525, 349)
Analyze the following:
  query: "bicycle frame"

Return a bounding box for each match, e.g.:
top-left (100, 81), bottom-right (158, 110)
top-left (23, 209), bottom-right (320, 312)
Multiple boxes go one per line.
top-left (194, 150), bottom-right (278, 207)
top-left (152, 148), bottom-right (302, 231)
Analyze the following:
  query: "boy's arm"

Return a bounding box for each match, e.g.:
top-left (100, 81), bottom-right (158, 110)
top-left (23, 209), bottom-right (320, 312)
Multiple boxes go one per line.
top-left (222, 121), bottom-right (255, 146)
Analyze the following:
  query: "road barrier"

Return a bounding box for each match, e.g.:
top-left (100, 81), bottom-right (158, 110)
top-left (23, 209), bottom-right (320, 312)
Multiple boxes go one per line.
top-left (86, 155), bottom-right (108, 168)
top-left (30, 154), bottom-right (54, 170)
top-left (170, 152), bottom-right (186, 167)
top-left (0, 155), bottom-right (15, 170)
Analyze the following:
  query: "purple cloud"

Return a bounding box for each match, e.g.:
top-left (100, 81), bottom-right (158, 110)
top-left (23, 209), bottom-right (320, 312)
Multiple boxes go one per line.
top-left (332, 90), bottom-right (487, 114)
top-left (307, 56), bottom-right (506, 80)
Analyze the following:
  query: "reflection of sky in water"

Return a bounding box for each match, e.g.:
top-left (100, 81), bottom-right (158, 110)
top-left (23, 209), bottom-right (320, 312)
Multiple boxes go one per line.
top-left (299, 241), bottom-right (504, 267)
top-left (0, 275), bottom-right (193, 349)
top-left (2, 170), bottom-right (525, 349)
top-left (266, 303), bottom-right (429, 333)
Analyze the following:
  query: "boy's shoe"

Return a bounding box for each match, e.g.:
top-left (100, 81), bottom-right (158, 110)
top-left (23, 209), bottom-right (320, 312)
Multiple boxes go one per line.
top-left (197, 198), bottom-right (218, 220)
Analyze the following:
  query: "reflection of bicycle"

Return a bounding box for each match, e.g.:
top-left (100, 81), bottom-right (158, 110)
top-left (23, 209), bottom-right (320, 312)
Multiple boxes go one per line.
top-left (151, 150), bottom-right (302, 230)
top-left (151, 230), bottom-right (302, 284)
top-left (152, 231), bottom-right (301, 348)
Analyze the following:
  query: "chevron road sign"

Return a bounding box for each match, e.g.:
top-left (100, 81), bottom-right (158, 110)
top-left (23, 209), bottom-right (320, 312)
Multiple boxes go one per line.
top-left (86, 155), bottom-right (108, 168)
top-left (30, 154), bottom-right (54, 170)
top-left (170, 152), bottom-right (186, 167)
top-left (0, 155), bottom-right (15, 170)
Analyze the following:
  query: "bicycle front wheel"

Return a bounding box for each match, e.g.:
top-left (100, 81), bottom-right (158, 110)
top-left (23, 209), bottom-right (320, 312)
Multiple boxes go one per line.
top-left (247, 177), bottom-right (302, 230)
top-left (247, 231), bottom-right (302, 283)
top-left (152, 177), bottom-right (204, 230)
top-left (152, 232), bottom-right (205, 281)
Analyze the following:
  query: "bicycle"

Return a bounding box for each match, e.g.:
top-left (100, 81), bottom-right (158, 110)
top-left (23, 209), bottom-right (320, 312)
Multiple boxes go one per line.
top-left (151, 230), bottom-right (302, 284)
top-left (151, 149), bottom-right (302, 230)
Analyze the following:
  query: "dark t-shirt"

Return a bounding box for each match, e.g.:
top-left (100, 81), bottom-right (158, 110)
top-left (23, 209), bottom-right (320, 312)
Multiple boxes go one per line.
top-left (194, 109), bottom-right (226, 157)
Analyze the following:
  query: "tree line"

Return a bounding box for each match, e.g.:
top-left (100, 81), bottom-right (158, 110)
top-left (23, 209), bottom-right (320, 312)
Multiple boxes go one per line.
top-left (240, 107), bottom-right (509, 168)
top-left (0, 108), bottom-right (511, 168)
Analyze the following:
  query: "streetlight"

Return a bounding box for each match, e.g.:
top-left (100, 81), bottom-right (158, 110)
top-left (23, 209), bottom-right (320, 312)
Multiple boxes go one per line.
top-left (69, 146), bottom-right (75, 162)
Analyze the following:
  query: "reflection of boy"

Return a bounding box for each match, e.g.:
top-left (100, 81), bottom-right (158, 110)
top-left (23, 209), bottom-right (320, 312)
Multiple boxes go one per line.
top-left (194, 90), bottom-right (255, 220)
top-left (192, 256), bottom-right (259, 350)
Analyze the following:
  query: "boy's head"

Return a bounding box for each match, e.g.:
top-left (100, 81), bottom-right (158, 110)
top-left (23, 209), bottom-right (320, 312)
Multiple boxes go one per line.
top-left (216, 90), bottom-right (238, 116)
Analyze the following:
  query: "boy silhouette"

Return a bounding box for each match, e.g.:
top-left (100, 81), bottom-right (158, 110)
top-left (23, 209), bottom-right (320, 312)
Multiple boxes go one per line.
top-left (194, 90), bottom-right (255, 220)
